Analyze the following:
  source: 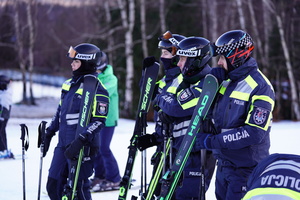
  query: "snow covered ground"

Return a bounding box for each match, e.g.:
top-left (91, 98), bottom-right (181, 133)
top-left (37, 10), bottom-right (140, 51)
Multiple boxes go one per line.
top-left (1, 116), bottom-right (300, 200)
top-left (1, 82), bottom-right (300, 200)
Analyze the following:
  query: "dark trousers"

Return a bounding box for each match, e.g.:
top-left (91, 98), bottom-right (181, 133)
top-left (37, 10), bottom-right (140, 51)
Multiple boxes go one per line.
top-left (47, 146), bottom-right (94, 200)
top-left (93, 126), bottom-right (121, 182)
top-left (175, 151), bottom-right (216, 200)
top-left (215, 162), bottom-right (254, 200)
top-left (0, 118), bottom-right (8, 151)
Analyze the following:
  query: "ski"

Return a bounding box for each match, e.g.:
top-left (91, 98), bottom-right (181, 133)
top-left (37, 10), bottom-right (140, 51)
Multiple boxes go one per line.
top-left (144, 123), bottom-right (173, 200)
top-left (158, 74), bottom-right (219, 200)
top-left (145, 137), bottom-right (171, 200)
top-left (62, 74), bottom-right (99, 200)
top-left (118, 62), bottom-right (160, 200)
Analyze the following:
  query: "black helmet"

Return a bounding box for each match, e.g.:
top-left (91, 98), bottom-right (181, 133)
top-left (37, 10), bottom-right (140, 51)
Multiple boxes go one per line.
top-left (215, 30), bottom-right (254, 68)
top-left (97, 52), bottom-right (109, 71)
top-left (158, 32), bottom-right (186, 55)
top-left (67, 43), bottom-right (102, 68)
top-left (177, 36), bottom-right (212, 76)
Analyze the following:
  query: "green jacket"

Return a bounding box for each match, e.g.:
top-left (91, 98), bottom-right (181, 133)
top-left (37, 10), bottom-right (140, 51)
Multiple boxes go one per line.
top-left (98, 65), bottom-right (119, 127)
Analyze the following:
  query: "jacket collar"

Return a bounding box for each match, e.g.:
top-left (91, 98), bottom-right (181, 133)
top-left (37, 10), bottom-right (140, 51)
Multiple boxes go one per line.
top-left (228, 57), bottom-right (257, 81)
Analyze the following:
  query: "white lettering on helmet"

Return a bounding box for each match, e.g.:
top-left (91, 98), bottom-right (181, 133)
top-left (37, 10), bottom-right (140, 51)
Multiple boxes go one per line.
top-left (75, 53), bottom-right (95, 60)
top-left (169, 37), bottom-right (179, 46)
top-left (177, 49), bottom-right (199, 57)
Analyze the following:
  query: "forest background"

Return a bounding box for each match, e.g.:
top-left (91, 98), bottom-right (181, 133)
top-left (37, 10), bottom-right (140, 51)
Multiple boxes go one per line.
top-left (0, 0), bottom-right (299, 120)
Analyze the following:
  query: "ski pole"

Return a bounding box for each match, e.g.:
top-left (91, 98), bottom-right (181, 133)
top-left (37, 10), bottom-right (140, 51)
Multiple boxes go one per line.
top-left (20, 124), bottom-right (29, 200)
top-left (199, 149), bottom-right (207, 200)
top-left (167, 123), bottom-right (173, 169)
top-left (37, 121), bottom-right (47, 200)
top-left (140, 111), bottom-right (148, 200)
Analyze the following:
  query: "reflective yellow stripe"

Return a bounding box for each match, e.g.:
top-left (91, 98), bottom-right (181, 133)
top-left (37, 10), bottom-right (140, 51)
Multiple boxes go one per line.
top-left (252, 95), bottom-right (275, 110)
top-left (166, 74), bottom-right (183, 94)
top-left (62, 79), bottom-right (71, 90)
top-left (76, 88), bottom-right (83, 94)
top-left (258, 69), bottom-right (274, 92)
top-left (195, 87), bottom-right (202, 93)
top-left (219, 80), bottom-right (230, 95)
top-left (167, 86), bottom-right (177, 94)
top-left (157, 76), bottom-right (166, 89)
top-left (242, 187), bottom-right (300, 200)
top-left (245, 75), bottom-right (258, 89)
top-left (219, 85), bottom-right (226, 95)
top-left (181, 97), bottom-right (199, 110)
top-left (230, 91), bottom-right (250, 101)
top-left (229, 75), bottom-right (257, 101)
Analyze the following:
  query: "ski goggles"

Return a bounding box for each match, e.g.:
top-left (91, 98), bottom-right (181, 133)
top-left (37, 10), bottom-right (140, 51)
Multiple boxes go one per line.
top-left (67, 46), bottom-right (97, 61)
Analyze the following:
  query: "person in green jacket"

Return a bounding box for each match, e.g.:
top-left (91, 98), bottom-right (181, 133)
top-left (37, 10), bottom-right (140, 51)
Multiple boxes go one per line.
top-left (90, 51), bottom-right (121, 192)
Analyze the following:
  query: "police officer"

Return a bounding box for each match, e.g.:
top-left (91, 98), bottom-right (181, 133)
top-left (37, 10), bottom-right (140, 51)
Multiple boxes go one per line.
top-left (243, 153), bottom-right (300, 200)
top-left (155, 36), bottom-right (215, 199)
top-left (136, 32), bottom-right (186, 198)
top-left (0, 75), bottom-right (13, 159)
top-left (91, 52), bottom-right (121, 192)
top-left (136, 32), bottom-right (186, 151)
top-left (43, 43), bottom-right (109, 200)
top-left (195, 30), bottom-right (275, 200)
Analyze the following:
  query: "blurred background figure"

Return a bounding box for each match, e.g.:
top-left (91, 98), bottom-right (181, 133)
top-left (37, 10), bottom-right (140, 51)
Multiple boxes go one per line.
top-left (0, 75), bottom-right (14, 159)
top-left (91, 51), bottom-right (121, 192)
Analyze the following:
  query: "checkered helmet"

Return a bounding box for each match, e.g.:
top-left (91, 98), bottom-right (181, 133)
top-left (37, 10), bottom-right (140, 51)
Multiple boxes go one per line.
top-left (215, 30), bottom-right (254, 68)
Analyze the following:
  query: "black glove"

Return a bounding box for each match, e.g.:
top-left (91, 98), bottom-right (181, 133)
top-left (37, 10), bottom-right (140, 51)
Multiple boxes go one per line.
top-left (64, 135), bottom-right (86, 160)
top-left (136, 134), bottom-right (158, 151)
top-left (43, 129), bottom-right (55, 157)
top-left (143, 56), bottom-right (158, 69)
top-left (211, 67), bottom-right (227, 85)
top-left (158, 110), bottom-right (174, 124)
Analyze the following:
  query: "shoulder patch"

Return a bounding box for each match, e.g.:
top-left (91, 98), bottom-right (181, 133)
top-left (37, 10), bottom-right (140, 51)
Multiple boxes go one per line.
top-left (252, 107), bottom-right (269, 125)
top-left (178, 88), bottom-right (192, 102)
top-left (97, 101), bottom-right (108, 116)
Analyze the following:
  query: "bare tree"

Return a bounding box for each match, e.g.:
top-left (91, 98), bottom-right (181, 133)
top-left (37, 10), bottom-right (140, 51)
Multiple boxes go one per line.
top-left (247, 0), bottom-right (268, 71)
top-left (26, 0), bottom-right (36, 105)
top-left (236, 0), bottom-right (246, 30)
top-left (140, 0), bottom-right (148, 58)
top-left (117, 0), bottom-right (135, 115)
top-left (12, 0), bottom-right (28, 104)
top-left (263, 0), bottom-right (300, 120)
top-left (206, 0), bottom-right (218, 67)
top-left (159, 0), bottom-right (166, 33)
top-left (103, 0), bottom-right (115, 66)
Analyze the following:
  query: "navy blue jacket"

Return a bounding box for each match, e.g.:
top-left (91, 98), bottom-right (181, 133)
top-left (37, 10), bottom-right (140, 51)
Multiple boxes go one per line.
top-left (157, 65), bottom-right (211, 149)
top-left (209, 58), bottom-right (275, 167)
top-left (48, 75), bottom-right (109, 148)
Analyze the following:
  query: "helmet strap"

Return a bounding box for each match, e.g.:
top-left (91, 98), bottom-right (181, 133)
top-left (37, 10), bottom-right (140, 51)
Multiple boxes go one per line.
top-left (225, 57), bottom-right (236, 73)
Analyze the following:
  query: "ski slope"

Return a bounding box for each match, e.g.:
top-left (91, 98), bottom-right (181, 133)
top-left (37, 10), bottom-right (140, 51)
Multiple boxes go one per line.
top-left (0, 117), bottom-right (299, 200)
